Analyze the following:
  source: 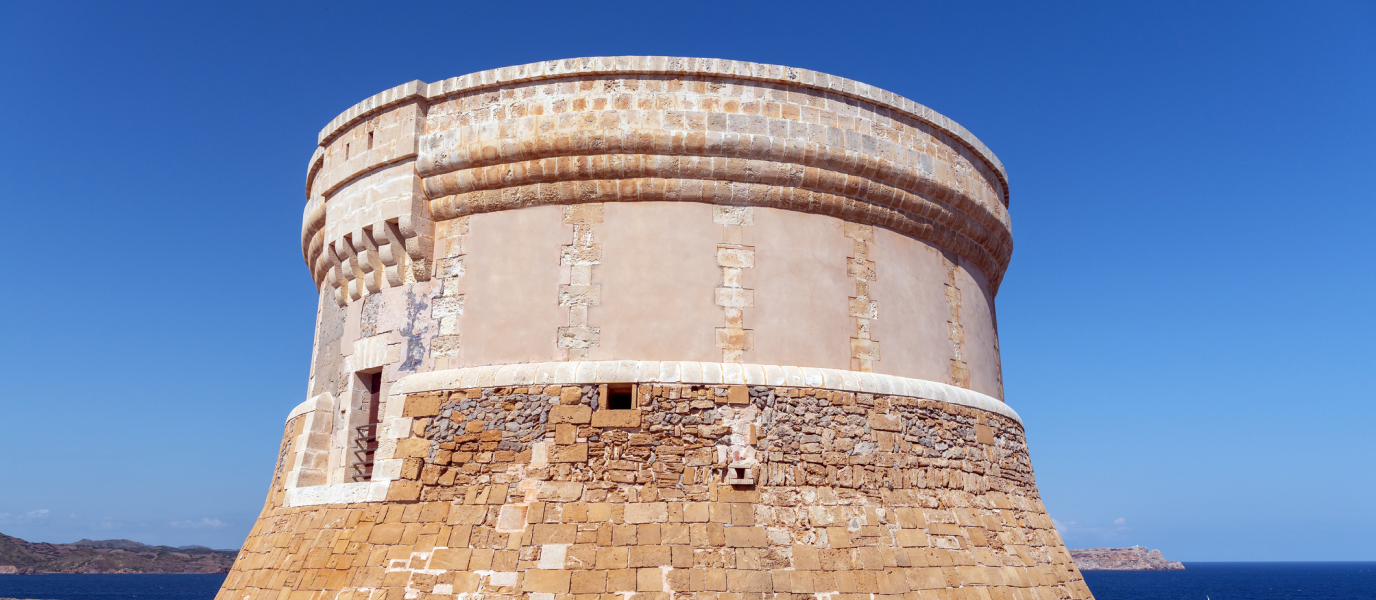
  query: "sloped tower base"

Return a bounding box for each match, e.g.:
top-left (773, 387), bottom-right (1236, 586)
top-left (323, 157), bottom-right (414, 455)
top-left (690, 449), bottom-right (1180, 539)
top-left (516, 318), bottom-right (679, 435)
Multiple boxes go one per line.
top-left (219, 374), bottom-right (1091, 600)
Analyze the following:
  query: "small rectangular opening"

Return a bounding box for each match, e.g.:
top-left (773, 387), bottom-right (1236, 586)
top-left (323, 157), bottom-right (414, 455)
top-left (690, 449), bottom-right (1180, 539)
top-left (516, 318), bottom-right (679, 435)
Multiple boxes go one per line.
top-left (607, 383), bottom-right (634, 410)
top-left (367, 131), bottom-right (374, 150)
top-left (352, 370), bottom-right (383, 481)
top-left (344, 142), bottom-right (350, 160)
top-left (365, 371), bottom-right (381, 422)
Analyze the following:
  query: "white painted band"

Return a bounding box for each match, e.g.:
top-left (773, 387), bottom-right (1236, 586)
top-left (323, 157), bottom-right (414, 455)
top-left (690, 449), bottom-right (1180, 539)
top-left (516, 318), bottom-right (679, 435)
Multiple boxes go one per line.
top-left (393, 361), bottom-right (1020, 424)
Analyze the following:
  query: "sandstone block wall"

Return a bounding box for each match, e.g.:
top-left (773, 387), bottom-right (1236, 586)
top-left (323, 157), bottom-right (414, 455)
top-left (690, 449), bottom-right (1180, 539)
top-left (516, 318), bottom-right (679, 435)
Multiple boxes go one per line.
top-left (224, 57), bottom-right (1091, 600)
top-left (223, 381), bottom-right (1090, 600)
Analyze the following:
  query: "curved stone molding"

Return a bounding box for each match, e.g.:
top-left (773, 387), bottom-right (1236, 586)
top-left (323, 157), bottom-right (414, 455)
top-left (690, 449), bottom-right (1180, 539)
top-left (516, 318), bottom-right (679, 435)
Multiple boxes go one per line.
top-left (315, 58), bottom-right (1007, 192)
top-left (418, 134), bottom-right (1012, 253)
top-left (394, 361), bottom-right (1021, 424)
top-left (427, 178), bottom-right (1008, 292)
top-left (300, 57), bottom-right (1017, 295)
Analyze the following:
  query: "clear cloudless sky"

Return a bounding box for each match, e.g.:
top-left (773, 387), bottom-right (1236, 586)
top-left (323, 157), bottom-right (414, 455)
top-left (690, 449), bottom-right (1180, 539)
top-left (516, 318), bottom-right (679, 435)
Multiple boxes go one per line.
top-left (0, 1), bottom-right (1371, 560)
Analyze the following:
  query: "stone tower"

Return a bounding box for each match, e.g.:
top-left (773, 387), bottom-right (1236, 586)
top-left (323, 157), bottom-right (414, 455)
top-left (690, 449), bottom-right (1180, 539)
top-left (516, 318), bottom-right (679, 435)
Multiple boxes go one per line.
top-left (219, 57), bottom-right (1092, 600)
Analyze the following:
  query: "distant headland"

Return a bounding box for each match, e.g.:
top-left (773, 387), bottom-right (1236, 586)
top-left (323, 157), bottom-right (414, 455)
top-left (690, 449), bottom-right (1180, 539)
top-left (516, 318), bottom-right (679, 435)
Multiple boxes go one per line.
top-left (1070, 546), bottom-right (1185, 570)
top-left (0, 532), bottom-right (236, 574)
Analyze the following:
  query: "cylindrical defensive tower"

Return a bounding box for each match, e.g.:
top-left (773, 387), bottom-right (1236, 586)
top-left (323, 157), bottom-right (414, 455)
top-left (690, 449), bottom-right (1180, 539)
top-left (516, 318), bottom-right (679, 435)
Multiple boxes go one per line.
top-left (220, 57), bottom-right (1091, 600)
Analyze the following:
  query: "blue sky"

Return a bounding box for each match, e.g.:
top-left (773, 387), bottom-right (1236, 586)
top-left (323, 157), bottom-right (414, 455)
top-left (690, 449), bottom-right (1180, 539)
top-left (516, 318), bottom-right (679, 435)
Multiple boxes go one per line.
top-left (0, 1), bottom-right (1371, 560)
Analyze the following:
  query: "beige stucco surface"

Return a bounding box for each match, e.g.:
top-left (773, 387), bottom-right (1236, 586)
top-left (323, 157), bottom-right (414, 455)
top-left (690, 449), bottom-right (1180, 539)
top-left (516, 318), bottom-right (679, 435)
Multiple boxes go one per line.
top-left (868, 227), bottom-right (954, 384)
top-left (295, 58), bottom-right (1026, 474)
top-left (457, 205), bottom-right (566, 366)
top-left (957, 258), bottom-right (1004, 399)
top-left (588, 202), bottom-right (721, 362)
top-left (749, 208), bottom-right (853, 370)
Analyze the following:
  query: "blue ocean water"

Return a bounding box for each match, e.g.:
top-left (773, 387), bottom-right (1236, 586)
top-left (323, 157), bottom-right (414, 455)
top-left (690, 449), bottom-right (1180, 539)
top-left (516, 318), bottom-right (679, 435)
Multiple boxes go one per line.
top-left (0, 574), bottom-right (225, 600)
top-left (1083, 562), bottom-right (1376, 599)
top-left (1, 564), bottom-right (1373, 600)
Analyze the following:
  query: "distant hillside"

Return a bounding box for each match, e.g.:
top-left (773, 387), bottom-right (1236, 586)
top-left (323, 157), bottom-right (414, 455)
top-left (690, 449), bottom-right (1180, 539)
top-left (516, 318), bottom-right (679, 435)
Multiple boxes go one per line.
top-left (1070, 546), bottom-right (1184, 571)
top-left (0, 533), bottom-right (237, 574)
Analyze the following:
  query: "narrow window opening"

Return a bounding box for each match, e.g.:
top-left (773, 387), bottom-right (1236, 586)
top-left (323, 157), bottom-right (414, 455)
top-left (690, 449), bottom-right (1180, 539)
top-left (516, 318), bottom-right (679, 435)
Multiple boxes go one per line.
top-left (352, 371), bottom-right (382, 481)
top-left (344, 143), bottom-right (350, 161)
top-left (607, 383), bottom-right (633, 410)
top-left (367, 131), bottom-right (374, 150)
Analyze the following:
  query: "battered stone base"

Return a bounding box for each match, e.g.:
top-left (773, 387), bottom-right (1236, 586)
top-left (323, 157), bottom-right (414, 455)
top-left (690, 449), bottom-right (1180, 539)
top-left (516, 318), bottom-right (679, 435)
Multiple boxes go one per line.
top-left (220, 384), bottom-right (1091, 600)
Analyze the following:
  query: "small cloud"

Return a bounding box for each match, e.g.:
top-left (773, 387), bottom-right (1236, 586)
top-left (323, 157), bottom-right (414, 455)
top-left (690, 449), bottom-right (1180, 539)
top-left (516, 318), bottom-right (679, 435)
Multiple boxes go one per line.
top-left (91, 519), bottom-right (117, 530)
top-left (170, 518), bottom-right (227, 529)
top-left (1113, 517), bottom-right (1126, 526)
top-left (0, 509), bottom-right (52, 524)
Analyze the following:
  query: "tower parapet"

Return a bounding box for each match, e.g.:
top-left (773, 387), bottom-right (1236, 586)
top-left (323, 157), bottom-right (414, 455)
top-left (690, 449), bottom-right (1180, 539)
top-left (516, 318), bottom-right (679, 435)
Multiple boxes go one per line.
top-left (220, 57), bottom-right (1092, 600)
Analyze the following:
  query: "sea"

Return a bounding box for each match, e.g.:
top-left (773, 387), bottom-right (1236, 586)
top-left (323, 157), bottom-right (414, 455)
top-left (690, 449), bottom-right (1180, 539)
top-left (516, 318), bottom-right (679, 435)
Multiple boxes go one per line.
top-left (0, 563), bottom-right (1373, 600)
top-left (1082, 562), bottom-right (1376, 599)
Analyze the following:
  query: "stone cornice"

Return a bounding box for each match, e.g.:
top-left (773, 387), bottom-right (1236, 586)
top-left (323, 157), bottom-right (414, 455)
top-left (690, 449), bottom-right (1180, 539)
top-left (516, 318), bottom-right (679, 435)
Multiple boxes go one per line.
top-left (310, 57), bottom-right (1009, 205)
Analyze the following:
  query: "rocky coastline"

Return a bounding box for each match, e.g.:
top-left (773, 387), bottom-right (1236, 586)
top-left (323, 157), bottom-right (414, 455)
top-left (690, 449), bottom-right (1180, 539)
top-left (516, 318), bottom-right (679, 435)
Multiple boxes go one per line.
top-left (1070, 546), bottom-right (1185, 570)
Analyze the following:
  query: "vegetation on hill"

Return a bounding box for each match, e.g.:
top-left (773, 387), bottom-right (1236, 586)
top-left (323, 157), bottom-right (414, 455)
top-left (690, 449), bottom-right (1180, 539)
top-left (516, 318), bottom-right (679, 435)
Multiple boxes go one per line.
top-left (0, 533), bottom-right (237, 574)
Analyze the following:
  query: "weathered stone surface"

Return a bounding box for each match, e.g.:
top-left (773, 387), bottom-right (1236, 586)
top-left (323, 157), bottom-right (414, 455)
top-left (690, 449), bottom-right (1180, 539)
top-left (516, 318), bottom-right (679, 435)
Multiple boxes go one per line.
top-left (226, 382), bottom-right (1092, 600)
top-left (222, 56), bottom-right (1090, 600)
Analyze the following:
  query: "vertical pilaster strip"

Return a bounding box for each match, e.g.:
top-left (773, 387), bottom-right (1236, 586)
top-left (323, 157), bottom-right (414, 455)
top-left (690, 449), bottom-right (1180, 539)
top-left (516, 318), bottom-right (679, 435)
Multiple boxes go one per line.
top-left (430, 217), bottom-right (468, 364)
top-left (558, 205), bottom-right (603, 360)
top-left (846, 223), bottom-right (880, 372)
top-left (714, 207), bottom-right (755, 363)
top-left (943, 250), bottom-right (971, 388)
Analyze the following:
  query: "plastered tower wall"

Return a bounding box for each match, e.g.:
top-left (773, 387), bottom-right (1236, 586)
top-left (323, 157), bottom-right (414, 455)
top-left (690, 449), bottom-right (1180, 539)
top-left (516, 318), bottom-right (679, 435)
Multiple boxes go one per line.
top-left (220, 57), bottom-right (1092, 600)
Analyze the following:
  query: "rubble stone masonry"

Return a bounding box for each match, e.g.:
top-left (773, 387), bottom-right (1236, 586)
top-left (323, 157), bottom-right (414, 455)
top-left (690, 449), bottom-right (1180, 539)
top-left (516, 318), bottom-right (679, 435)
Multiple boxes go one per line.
top-left (226, 57), bottom-right (1091, 600)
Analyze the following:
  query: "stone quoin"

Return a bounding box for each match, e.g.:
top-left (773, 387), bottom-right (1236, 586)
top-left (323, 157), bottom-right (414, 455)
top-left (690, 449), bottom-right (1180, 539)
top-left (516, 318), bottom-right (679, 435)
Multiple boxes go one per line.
top-left (219, 56), bottom-right (1092, 600)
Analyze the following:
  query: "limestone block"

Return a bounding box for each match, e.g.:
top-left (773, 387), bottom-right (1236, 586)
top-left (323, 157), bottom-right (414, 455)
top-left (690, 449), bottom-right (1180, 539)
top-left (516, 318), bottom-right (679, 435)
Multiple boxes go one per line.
top-left (550, 443), bottom-right (587, 463)
top-left (636, 568), bottom-right (662, 592)
top-left (385, 480), bottom-right (420, 501)
top-left (724, 527), bottom-right (767, 547)
top-left (895, 530), bottom-right (929, 547)
top-left (976, 423), bottom-right (995, 444)
top-left (591, 410), bottom-right (641, 427)
top-left (629, 545), bottom-right (670, 567)
top-left (496, 505), bottom-right (526, 531)
top-left (605, 568), bottom-right (636, 592)
top-left (393, 438), bottom-right (430, 458)
top-left (554, 423), bottom-right (576, 444)
top-left (571, 570), bottom-right (607, 593)
top-left (727, 569), bottom-right (772, 592)
top-left (550, 405), bottom-right (591, 424)
top-left (430, 548), bottom-right (470, 570)
top-left (624, 503), bottom-right (668, 524)
top-left (451, 572), bottom-right (480, 592)
top-left (522, 570), bottom-right (570, 593)
top-left (368, 523), bottom-right (405, 544)
top-left (536, 480), bottom-right (584, 502)
top-left (868, 413), bottom-right (902, 432)
top-left (403, 394), bottom-right (442, 417)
